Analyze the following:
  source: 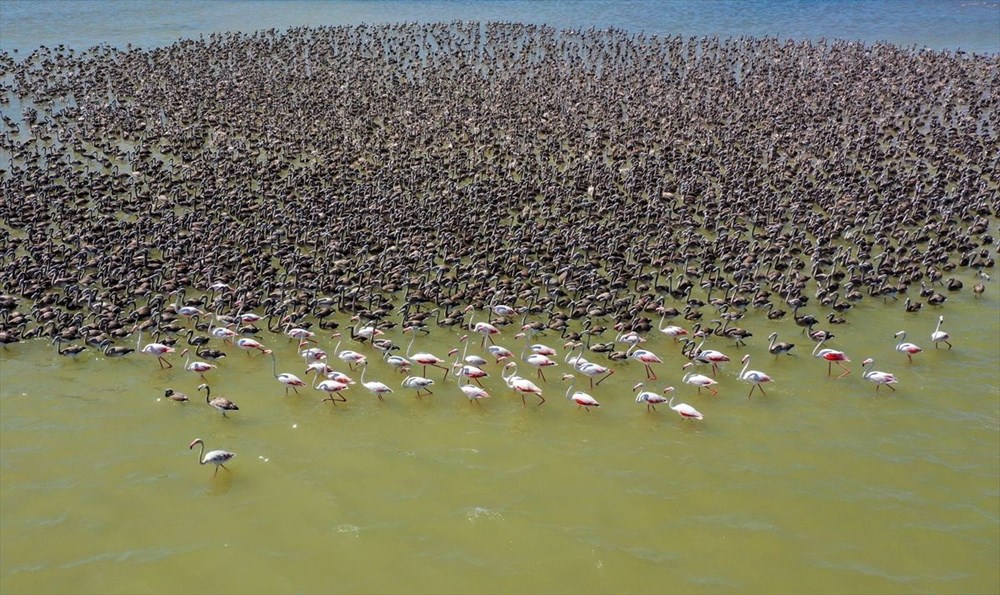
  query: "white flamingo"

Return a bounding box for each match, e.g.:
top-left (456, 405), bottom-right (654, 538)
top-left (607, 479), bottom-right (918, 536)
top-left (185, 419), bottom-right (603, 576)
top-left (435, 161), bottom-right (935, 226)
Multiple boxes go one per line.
top-left (466, 305), bottom-right (501, 346)
top-left (401, 375), bottom-right (435, 397)
top-left (668, 393), bottom-right (704, 421)
top-left (189, 438), bottom-right (235, 477)
top-left (312, 370), bottom-right (348, 404)
top-left (459, 377), bottom-right (491, 404)
top-left (657, 308), bottom-right (689, 341)
top-left (930, 316), bottom-right (952, 349)
top-left (738, 354), bottom-right (772, 399)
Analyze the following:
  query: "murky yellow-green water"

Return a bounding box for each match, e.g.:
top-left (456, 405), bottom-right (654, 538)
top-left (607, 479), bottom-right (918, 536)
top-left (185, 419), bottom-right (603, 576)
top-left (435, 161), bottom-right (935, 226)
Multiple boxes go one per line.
top-left (1, 270), bottom-right (998, 594)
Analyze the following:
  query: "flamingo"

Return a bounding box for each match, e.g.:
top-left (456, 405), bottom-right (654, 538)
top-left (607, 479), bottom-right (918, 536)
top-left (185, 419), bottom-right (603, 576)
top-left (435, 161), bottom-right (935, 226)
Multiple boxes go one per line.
top-left (502, 362), bottom-right (544, 406)
top-left (453, 334), bottom-right (489, 366)
top-left (627, 343), bottom-right (663, 380)
top-left (198, 383), bottom-right (238, 417)
top-left (567, 342), bottom-right (613, 387)
top-left (266, 349), bottom-right (307, 395)
top-left (930, 316), bottom-right (952, 349)
top-left (894, 331), bottom-right (922, 363)
top-left (668, 393), bottom-right (704, 421)
top-left (738, 354), bottom-right (772, 399)
top-left (181, 348), bottom-right (217, 379)
top-left (331, 332), bottom-right (367, 370)
top-left (164, 388), bottom-right (189, 402)
top-left (298, 341), bottom-right (327, 364)
top-left (312, 371), bottom-right (348, 404)
top-left (383, 349), bottom-right (412, 373)
top-left (519, 325), bottom-right (558, 356)
top-left (349, 316), bottom-right (383, 343)
top-left (518, 333), bottom-right (557, 381)
top-left (208, 316), bottom-right (239, 343)
top-left (767, 332), bottom-right (795, 357)
top-left (284, 322), bottom-right (316, 343)
top-left (688, 337), bottom-right (730, 376)
top-left (459, 377), bottom-right (491, 403)
top-left (561, 374), bottom-right (600, 411)
top-left (634, 383), bottom-right (670, 412)
top-left (812, 339), bottom-right (851, 378)
top-left (616, 329), bottom-right (645, 348)
top-left (188, 438), bottom-right (235, 477)
top-left (486, 343), bottom-right (514, 363)
top-left (171, 291), bottom-right (205, 320)
top-left (466, 306), bottom-right (501, 346)
top-left (861, 358), bottom-right (898, 392)
top-left (564, 341), bottom-right (590, 370)
top-left (53, 337), bottom-right (86, 357)
top-left (657, 308), bottom-right (689, 342)
top-left (134, 328), bottom-right (175, 368)
top-left (682, 363), bottom-right (719, 395)
top-left (235, 337), bottom-right (267, 355)
top-left (359, 361), bottom-right (393, 401)
top-left (401, 375), bottom-right (435, 397)
top-left (450, 340), bottom-right (489, 387)
top-left (492, 303), bottom-right (519, 318)
top-left (404, 327), bottom-right (449, 379)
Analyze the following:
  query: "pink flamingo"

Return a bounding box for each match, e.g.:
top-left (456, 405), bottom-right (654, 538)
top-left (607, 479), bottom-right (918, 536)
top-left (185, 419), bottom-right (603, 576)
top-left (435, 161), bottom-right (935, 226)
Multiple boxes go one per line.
top-left (459, 377), bottom-right (491, 403)
top-left (634, 383), bottom-right (670, 412)
top-left (133, 328), bottom-right (175, 368)
top-left (812, 340), bottom-right (851, 378)
top-left (235, 337), bottom-right (267, 355)
top-left (332, 332), bottom-right (367, 370)
top-left (561, 374), bottom-right (600, 411)
top-left (682, 363), bottom-right (719, 395)
top-left (627, 343), bottom-right (663, 380)
top-left (312, 372), bottom-right (348, 404)
top-left (404, 327), bottom-right (449, 379)
top-left (466, 306), bottom-right (501, 346)
top-left (657, 308), bottom-right (689, 341)
top-left (181, 348), bottom-right (216, 379)
top-left (502, 362), bottom-right (544, 406)
top-left (518, 334), bottom-right (557, 381)
top-left (862, 358), bottom-right (898, 392)
top-left (894, 331), bottom-right (922, 364)
top-left (266, 349), bottom-right (307, 395)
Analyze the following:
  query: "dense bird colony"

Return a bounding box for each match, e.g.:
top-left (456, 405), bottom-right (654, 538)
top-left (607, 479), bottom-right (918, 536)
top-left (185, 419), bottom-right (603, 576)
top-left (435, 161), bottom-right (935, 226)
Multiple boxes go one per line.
top-left (0, 25), bottom-right (996, 461)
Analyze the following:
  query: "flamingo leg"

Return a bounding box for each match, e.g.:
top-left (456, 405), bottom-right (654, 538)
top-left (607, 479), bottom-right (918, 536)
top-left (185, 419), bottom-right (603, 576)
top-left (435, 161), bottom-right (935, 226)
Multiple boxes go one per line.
top-left (213, 466), bottom-right (219, 477)
top-left (887, 384), bottom-right (896, 392)
top-left (596, 370), bottom-right (614, 385)
top-left (521, 393), bottom-right (526, 407)
top-left (827, 361), bottom-right (832, 376)
top-left (537, 368), bottom-right (547, 382)
top-left (836, 362), bottom-right (851, 378)
top-left (747, 386), bottom-right (755, 399)
top-left (475, 377), bottom-right (484, 388)
top-left (433, 363), bottom-right (449, 379)
top-left (759, 385), bottom-right (766, 395)
top-left (536, 394), bottom-right (545, 406)
top-left (709, 386), bottom-right (718, 396)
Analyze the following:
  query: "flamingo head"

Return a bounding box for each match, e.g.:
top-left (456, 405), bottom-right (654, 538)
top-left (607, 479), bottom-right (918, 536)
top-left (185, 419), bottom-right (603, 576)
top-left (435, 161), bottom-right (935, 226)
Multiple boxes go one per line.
top-left (189, 438), bottom-right (203, 449)
top-left (514, 332), bottom-right (526, 339)
top-left (181, 348), bottom-right (190, 356)
top-left (262, 349), bottom-right (273, 355)
top-left (662, 386), bottom-right (675, 393)
top-left (459, 334), bottom-right (469, 342)
top-left (197, 383), bottom-right (208, 391)
top-left (632, 382), bottom-right (644, 391)
top-left (331, 332), bottom-right (342, 339)
top-left (561, 374), bottom-right (574, 381)
top-left (682, 363), bottom-right (694, 370)
top-left (742, 354), bottom-right (750, 363)
top-left (862, 358), bottom-right (874, 366)
top-left (447, 348), bottom-right (459, 357)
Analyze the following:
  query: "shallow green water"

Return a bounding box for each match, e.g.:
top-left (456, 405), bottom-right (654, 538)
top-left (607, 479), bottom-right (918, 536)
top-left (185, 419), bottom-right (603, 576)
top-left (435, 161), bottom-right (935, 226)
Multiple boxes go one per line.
top-left (1, 270), bottom-right (998, 594)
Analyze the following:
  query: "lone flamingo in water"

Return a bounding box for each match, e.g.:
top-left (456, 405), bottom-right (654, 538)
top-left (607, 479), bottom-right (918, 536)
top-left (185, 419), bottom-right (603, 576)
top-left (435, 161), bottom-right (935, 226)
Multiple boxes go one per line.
top-left (812, 340), bottom-right (851, 378)
top-left (894, 331), bottom-right (922, 363)
top-left (189, 438), bottom-right (235, 477)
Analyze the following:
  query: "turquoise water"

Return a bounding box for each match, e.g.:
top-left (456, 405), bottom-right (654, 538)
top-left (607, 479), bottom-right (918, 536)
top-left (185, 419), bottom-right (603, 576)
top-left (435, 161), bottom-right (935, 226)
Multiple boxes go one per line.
top-left (1, 0), bottom-right (998, 55)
